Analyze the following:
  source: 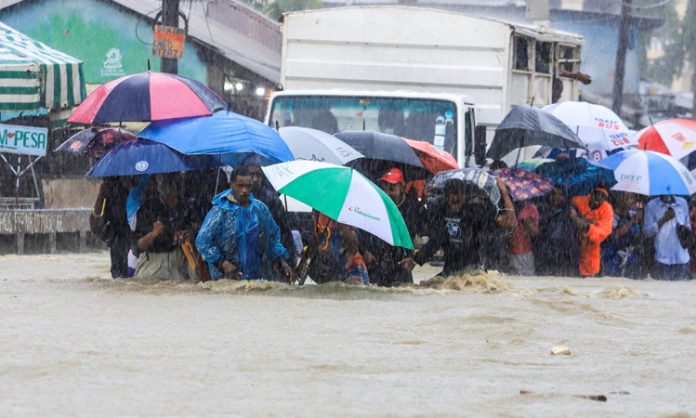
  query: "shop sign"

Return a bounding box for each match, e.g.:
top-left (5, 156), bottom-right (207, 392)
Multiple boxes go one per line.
top-left (152, 24), bottom-right (186, 60)
top-left (0, 123), bottom-right (49, 157)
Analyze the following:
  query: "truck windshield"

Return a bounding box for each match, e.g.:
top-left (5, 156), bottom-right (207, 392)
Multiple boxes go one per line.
top-left (269, 95), bottom-right (458, 156)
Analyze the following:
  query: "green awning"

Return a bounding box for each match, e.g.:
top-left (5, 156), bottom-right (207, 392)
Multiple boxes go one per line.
top-left (0, 21), bottom-right (86, 113)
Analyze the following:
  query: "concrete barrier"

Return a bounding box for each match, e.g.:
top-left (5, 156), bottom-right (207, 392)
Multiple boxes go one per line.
top-left (0, 209), bottom-right (92, 254)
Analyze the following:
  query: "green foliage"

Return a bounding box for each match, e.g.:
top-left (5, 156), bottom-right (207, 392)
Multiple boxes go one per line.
top-left (264, 0), bottom-right (323, 21)
top-left (642, 0), bottom-right (695, 87)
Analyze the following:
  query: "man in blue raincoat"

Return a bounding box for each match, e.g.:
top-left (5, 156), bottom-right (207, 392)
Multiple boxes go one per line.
top-left (195, 166), bottom-right (294, 281)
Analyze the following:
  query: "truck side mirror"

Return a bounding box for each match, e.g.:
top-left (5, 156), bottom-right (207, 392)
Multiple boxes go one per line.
top-left (474, 125), bottom-right (487, 167)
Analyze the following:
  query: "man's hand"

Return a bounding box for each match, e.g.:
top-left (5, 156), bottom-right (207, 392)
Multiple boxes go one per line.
top-left (221, 260), bottom-right (241, 280)
top-left (663, 207), bottom-right (676, 223)
top-left (495, 177), bottom-right (508, 194)
top-left (174, 230), bottom-right (190, 244)
top-left (398, 257), bottom-right (417, 272)
top-left (279, 258), bottom-right (294, 283)
top-left (152, 220), bottom-right (166, 237)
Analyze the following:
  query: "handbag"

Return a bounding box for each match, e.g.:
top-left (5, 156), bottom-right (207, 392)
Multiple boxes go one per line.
top-left (90, 197), bottom-right (116, 246)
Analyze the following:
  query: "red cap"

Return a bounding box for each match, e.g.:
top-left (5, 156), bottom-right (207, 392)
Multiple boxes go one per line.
top-left (379, 168), bottom-right (405, 185)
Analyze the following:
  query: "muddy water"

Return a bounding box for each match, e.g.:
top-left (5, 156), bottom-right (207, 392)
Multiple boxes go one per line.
top-left (1, 253), bottom-right (695, 417)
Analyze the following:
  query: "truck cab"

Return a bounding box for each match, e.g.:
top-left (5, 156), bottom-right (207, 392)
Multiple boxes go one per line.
top-left (265, 90), bottom-right (478, 166)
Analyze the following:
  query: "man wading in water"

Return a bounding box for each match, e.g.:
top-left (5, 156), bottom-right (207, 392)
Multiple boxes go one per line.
top-left (195, 167), bottom-right (294, 281)
top-left (405, 177), bottom-right (515, 277)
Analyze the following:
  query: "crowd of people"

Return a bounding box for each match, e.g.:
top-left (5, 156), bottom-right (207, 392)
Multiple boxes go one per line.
top-left (90, 156), bottom-right (696, 284)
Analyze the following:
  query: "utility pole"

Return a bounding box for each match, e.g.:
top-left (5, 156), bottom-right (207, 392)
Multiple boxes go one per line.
top-left (160, 0), bottom-right (180, 74)
top-left (612, 0), bottom-right (632, 115)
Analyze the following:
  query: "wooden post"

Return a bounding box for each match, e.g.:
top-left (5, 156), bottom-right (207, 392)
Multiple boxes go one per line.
top-left (49, 232), bottom-right (57, 254)
top-left (79, 230), bottom-right (87, 253)
top-left (612, 0), bottom-right (632, 115)
top-left (160, 0), bottom-right (180, 74)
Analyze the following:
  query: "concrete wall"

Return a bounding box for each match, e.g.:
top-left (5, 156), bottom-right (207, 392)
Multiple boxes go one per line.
top-left (41, 178), bottom-right (100, 209)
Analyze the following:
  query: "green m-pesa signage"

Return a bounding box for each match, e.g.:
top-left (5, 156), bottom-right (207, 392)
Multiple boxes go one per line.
top-left (0, 123), bottom-right (48, 157)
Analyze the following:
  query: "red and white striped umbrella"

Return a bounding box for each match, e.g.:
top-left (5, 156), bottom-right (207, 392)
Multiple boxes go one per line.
top-left (636, 119), bottom-right (696, 160)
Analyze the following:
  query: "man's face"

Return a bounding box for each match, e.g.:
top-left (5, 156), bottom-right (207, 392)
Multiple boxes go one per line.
top-left (231, 175), bottom-right (253, 205)
top-left (247, 165), bottom-right (263, 192)
top-left (380, 181), bottom-right (403, 203)
top-left (446, 191), bottom-right (465, 212)
top-left (589, 191), bottom-right (606, 209)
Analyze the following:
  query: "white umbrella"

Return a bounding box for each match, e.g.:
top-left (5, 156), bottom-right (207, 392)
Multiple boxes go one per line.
top-left (544, 101), bottom-right (634, 152)
top-left (278, 126), bottom-right (364, 164)
top-left (599, 150), bottom-right (696, 196)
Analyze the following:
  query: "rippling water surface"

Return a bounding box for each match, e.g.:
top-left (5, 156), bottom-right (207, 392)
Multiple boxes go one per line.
top-left (1, 253), bottom-right (695, 417)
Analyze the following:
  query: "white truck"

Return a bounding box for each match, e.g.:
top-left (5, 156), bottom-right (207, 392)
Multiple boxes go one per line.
top-left (265, 6), bottom-right (584, 166)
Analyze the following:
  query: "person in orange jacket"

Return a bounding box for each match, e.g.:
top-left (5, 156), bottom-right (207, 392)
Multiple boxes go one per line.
top-left (569, 188), bottom-right (614, 277)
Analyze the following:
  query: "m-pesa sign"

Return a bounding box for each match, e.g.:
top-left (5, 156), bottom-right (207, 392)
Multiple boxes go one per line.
top-left (0, 123), bottom-right (48, 157)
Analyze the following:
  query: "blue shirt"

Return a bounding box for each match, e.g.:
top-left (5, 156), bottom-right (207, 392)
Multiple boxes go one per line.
top-left (643, 197), bottom-right (690, 265)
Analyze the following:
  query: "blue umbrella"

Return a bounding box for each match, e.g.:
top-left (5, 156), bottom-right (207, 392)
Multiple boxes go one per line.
top-left (536, 157), bottom-right (615, 197)
top-left (139, 111), bottom-right (294, 166)
top-left (87, 139), bottom-right (219, 177)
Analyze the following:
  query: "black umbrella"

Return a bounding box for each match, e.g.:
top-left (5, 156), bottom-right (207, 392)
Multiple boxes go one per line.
top-left (334, 131), bottom-right (424, 168)
top-left (486, 105), bottom-right (585, 162)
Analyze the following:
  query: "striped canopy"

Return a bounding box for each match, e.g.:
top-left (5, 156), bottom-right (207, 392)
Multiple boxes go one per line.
top-left (0, 21), bottom-right (86, 113)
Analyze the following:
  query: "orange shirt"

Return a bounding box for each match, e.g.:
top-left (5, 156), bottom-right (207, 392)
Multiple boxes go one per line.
top-left (571, 195), bottom-right (614, 276)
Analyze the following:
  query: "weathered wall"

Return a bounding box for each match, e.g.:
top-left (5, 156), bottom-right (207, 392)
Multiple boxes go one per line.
top-left (0, 0), bottom-right (207, 84)
top-left (41, 178), bottom-right (100, 209)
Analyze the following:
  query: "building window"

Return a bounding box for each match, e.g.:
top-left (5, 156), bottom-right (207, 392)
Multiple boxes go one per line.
top-left (535, 41), bottom-right (552, 74)
top-left (514, 36), bottom-right (530, 71)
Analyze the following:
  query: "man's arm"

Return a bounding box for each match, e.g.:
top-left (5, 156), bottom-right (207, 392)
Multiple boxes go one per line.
top-left (495, 178), bottom-right (517, 228)
top-left (584, 204), bottom-right (613, 244)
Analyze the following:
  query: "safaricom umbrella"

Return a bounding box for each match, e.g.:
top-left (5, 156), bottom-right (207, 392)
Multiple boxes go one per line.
top-left (262, 160), bottom-right (413, 249)
top-left (598, 150), bottom-right (696, 196)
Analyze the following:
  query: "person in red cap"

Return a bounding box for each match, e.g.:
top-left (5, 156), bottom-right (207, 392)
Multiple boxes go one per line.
top-left (569, 188), bottom-right (614, 277)
top-left (361, 167), bottom-right (425, 286)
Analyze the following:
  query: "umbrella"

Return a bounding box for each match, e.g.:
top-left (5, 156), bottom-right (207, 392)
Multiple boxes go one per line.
top-left (427, 168), bottom-right (501, 206)
top-left (598, 150), bottom-right (696, 196)
top-left (68, 71), bottom-right (226, 124)
top-left (543, 101), bottom-right (633, 151)
top-left (56, 127), bottom-right (136, 158)
top-left (87, 139), bottom-right (219, 177)
top-left (491, 168), bottom-right (554, 201)
top-left (486, 105), bottom-right (585, 161)
top-left (262, 160), bottom-right (413, 249)
top-left (403, 138), bottom-right (459, 174)
top-left (635, 119), bottom-right (696, 160)
top-left (278, 126), bottom-right (363, 164)
top-left (536, 157), bottom-right (615, 197)
top-left (139, 111), bottom-right (294, 166)
top-left (334, 131), bottom-right (424, 168)
top-left (513, 158), bottom-right (555, 172)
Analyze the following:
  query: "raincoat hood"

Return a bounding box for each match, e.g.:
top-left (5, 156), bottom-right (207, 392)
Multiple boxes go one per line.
top-left (211, 188), bottom-right (257, 210)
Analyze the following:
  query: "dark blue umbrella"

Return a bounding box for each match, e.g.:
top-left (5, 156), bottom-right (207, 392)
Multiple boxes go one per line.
top-left (487, 105), bottom-right (585, 161)
top-left (139, 111), bottom-right (294, 166)
top-left (536, 157), bottom-right (616, 197)
top-left (87, 139), bottom-right (220, 177)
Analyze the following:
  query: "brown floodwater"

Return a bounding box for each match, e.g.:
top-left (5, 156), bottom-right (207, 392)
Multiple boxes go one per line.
top-left (1, 252), bottom-right (695, 417)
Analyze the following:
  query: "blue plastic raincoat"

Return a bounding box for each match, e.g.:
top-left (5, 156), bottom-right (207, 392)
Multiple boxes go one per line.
top-left (195, 189), bottom-right (289, 280)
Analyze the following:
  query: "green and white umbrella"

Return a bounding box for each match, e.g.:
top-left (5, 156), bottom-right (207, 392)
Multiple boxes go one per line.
top-left (262, 160), bottom-right (413, 249)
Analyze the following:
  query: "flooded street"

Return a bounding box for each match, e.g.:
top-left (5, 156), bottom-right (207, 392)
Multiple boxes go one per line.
top-left (1, 252), bottom-right (695, 417)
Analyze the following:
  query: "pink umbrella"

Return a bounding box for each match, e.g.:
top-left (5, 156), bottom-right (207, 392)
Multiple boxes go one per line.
top-left (68, 71), bottom-right (226, 124)
top-left (636, 119), bottom-right (696, 160)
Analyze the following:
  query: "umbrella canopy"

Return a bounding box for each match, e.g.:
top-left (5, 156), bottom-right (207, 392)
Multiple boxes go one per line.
top-left (543, 101), bottom-right (633, 151)
top-left (486, 105), bottom-right (585, 161)
top-left (403, 138), bottom-right (459, 174)
top-left (491, 168), bottom-right (554, 201)
top-left (262, 160), bottom-right (413, 249)
top-left (139, 111), bottom-right (294, 166)
top-left (278, 126), bottom-right (363, 164)
top-left (598, 150), bottom-right (696, 196)
top-left (68, 71), bottom-right (226, 124)
top-left (536, 157), bottom-right (616, 197)
top-left (87, 139), bottom-right (219, 177)
top-left (635, 119), bottom-right (696, 160)
top-left (0, 21), bottom-right (86, 112)
top-left (56, 127), bottom-right (136, 158)
top-left (427, 168), bottom-right (501, 206)
top-left (334, 131), bottom-right (424, 168)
